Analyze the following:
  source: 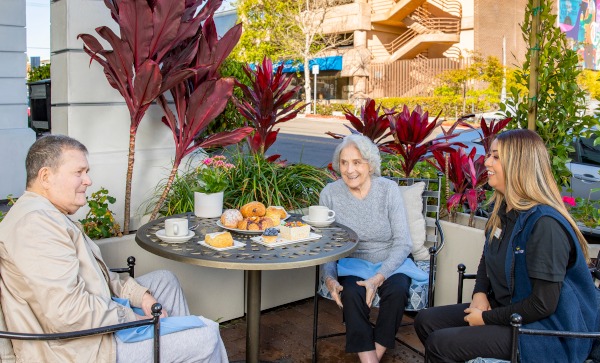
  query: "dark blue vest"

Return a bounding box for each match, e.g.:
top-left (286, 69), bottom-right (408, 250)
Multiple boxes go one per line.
top-left (488, 205), bottom-right (597, 362)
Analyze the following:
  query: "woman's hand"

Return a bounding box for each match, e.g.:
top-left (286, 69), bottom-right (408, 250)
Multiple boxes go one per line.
top-left (356, 273), bottom-right (385, 308)
top-left (463, 307), bottom-right (485, 326)
top-left (140, 292), bottom-right (167, 318)
top-left (325, 277), bottom-right (344, 308)
top-left (470, 292), bottom-right (491, 311)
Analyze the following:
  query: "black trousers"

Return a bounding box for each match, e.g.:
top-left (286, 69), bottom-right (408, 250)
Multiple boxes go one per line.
top-left (339, 273), bottom-right (411, 353)
top-left (414, 303), bottom-right (512, 362)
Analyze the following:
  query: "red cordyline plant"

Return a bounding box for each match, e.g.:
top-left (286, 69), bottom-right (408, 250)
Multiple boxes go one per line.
top-left (326, 99), bottom-right (394, 146)
top-left (149, 18), bottom-right (253, 220)
top-left (382, 105), bottom-right (460, 177)
top-left (429, 147), bottom-right (488, 227)
top-left (78, 0), bottom-right (223, 234)
top-left (233, 57), bottom-right (307, 159)
top-left (457, 117), bottom-right (512, 155)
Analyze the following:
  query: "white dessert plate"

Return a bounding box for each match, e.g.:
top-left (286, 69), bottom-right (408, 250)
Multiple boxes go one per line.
top-left (198, 239), bottom-right (246, 251)
top-left (301, 216), bottom-right (335, 228)
top-left (250, 232), bottom-right (322, 248)
top-left (216, 220), bottom-right (280, 234)
top-left (155, 229), bottom-right (195, 243)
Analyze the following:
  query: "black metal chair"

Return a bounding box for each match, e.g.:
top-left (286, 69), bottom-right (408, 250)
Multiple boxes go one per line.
top-left (312, 174), bottom-right (445, 362)
top-left (0, 256), bottom-right (162, 363)
top-left (457, 252), bottom-right (600, 363)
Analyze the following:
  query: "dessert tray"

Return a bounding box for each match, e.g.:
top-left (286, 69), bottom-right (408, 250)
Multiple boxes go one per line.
top-left (301, 216), bottom-right (335, 228)
top-left (216, 221), bottom-right (282, 235)
top-left (250, 232), bottom-right (322, 247)
top-left (198, 239), bottom-right (246, 251)
top-left (155, 229), bottom-right (195, 243)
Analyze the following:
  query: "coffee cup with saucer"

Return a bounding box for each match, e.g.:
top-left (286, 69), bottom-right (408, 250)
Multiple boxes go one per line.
top-left (301, 215), bottom-right (335, 228)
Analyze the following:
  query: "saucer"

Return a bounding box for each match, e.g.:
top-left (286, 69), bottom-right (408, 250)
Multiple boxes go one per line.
top-left (155, 229), bottom-right (195, 243)
top-left (301, 215), bottom-right (335, 228)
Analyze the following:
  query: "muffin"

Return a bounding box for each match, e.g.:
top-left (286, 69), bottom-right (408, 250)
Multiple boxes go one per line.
top-left (262, 227), bottom-right (279, 243)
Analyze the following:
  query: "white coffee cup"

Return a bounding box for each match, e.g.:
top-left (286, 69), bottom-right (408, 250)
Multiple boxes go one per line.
top-left (164, 218), bottom-right (188, 237)
top-left (309, 206), bottom-right (335, 222)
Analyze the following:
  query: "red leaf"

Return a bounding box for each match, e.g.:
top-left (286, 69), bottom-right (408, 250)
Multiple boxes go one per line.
top-left (119, 0), bottom-right (153, 68)
top-left (196, 127), bottom-right (254, 149)
top-left (148, 0), bottom-right (184, 59)
top-left (133, 60), bottom-right (162, 110)
top-left (185, 78), bottom-right (234, 136)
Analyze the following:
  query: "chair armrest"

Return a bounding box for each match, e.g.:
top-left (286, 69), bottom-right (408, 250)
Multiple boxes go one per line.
top-left (109, 256), bottom-right (136, 278)
top-left (457, 263), bottom-right (477, 304)
top-left (0, 303), bottom-right (160, 340)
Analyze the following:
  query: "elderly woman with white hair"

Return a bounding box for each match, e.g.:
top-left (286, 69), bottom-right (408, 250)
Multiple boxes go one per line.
top-left (319, 134), bottom-right (413, 363)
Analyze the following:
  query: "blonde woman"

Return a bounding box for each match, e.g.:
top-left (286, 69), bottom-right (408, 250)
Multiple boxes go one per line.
top-left (414, 129), bottom-right (597, 362)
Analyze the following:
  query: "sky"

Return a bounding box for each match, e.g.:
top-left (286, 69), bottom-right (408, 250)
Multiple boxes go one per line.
top-left (24, 0), bottom-right (236, 63)
top-left (26, 0), bottom-right (51, 61)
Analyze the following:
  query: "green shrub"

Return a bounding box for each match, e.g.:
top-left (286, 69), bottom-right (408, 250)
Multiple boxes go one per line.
top-left (224, 151), bottom-right (331, 210)
top-left (79, 188), bottom-right (121, 239)
top-left (27, 64), bottom-right (50, 82)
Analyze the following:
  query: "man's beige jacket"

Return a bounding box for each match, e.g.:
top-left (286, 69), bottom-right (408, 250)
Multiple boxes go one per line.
top-left (0, 192), bottom-right (148, 363)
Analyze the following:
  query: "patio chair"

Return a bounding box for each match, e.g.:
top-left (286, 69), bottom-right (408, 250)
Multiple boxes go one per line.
top-left (312, 174), bottom-right (445, 362)
top-left (0, 256), bottom-right (162, 363)
top-left (456, 251), bottom-right (600, 363)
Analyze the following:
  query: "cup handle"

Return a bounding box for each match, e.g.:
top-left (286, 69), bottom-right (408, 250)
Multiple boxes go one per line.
top-left (328, 210), bottom-right (336, 219)
top-left (174, 224), bottom-right (179, 235)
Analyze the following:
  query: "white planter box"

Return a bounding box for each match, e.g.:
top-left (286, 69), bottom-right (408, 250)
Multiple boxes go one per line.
top-left (435, 213), bottom-right (487, 306)
top-left (95, 234), bottom-right (315, 321)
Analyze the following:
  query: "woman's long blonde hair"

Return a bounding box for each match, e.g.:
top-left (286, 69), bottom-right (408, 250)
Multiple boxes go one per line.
top-left (486, 129), bottom-right (589, 261)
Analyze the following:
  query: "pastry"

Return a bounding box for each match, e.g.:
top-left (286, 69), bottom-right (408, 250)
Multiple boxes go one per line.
top-left (279, 221), bottom-right (310, 240)
top-left (205, 231), bottom-right (234, 248)
top-left (237, 216), bottom-right (274, 231)
top-left (262, 227), bottom-right (279, 243)
top-left (266, 206), bottom-right (287, 219)
top-left (240, 201), bottom-right (266, 218)
top-left (220, 209), bottom-right (243, 228)
top-left (264, 212), bottom-right (281, 226)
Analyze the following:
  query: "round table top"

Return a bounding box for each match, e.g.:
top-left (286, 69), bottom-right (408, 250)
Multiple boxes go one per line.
top-left (135, 214), bottom-right (359, 270)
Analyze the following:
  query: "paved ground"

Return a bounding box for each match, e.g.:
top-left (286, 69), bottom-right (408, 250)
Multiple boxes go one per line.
top-left (221, 297), bottom-right (425, 363)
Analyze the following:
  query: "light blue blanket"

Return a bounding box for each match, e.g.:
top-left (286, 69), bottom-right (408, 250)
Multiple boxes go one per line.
top-left (112, 297), bottom-right (205, 343)
top-left (337, 257), bottom-right (428, 285)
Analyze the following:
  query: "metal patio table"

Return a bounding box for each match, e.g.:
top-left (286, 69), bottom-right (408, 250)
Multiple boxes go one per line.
top-left (135, 214), bottom-right (358, 363)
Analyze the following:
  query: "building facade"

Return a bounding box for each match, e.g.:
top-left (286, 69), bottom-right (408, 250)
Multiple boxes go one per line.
top-left (308, 0), bottom-right (528, 99)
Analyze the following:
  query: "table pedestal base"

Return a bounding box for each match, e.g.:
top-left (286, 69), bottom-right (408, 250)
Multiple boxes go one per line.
top-left (247, 270), bottom-right (261, 363)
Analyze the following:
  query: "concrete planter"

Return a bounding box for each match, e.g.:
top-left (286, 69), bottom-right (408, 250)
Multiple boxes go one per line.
top-left (95, 234), bottom-right (315, 322)
top-left (96, 234), bottom-right (244, 321)
top-left (435, 213), bottom-right (487, 306)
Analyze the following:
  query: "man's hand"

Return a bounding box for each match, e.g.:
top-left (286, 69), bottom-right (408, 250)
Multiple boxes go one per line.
top-left (356, 273), bottom-right (385, 308)
top-left (469, 292), bottom-right (491, 311)
top-left (140, 292), bottom-right (167, 318)
top-left (325, 277), bottom-right (344, 308)
top-left (464, 307), bottom-right (485, 326)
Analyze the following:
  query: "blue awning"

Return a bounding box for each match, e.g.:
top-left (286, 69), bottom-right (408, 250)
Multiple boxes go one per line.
top-left (278, 56), bottom-right (343, 73)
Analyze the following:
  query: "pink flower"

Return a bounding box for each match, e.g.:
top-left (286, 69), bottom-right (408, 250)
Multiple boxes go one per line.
top-left (202, 158), bottom-right (213, 166)
top-left (562, 196), bottom-right (576, 207)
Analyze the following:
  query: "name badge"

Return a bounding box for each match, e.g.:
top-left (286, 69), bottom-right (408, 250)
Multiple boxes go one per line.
top-left (494, 228), bottom-right (502, 239)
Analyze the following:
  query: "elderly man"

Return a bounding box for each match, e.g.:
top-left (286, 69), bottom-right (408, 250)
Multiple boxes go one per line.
top-left (0, 135), bottom-right (228, 362)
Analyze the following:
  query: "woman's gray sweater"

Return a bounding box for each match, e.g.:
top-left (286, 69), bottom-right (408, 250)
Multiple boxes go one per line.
top-left (319, 177), bottom-right (412, 281)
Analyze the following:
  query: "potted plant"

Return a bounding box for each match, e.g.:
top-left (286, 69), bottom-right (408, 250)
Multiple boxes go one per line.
top-left (193, 155), bottom-right (235, 218)
top-left (563, 191), bottom-right (600, 237)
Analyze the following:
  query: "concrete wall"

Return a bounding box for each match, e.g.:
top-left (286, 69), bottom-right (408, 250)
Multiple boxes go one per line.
top-left (0, 0), bottom-right (35, 199)
top-left (51, 0), bottom-right (178, 229)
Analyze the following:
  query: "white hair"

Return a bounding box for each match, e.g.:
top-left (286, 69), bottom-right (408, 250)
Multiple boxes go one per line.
top-left (331, 134), bottom-right (381, 176)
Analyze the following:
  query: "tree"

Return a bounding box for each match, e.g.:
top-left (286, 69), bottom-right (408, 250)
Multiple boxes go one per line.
top-left (435, 53), bottom-right (505, 114)
top-left (235, 0), bottom-right (352, 112)
top-left (27, 64), bottom-right (50, 82)
top-left (79, 0), bottom-right (223, 233)
top-left (500, 0), bottom-right (600, 187)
